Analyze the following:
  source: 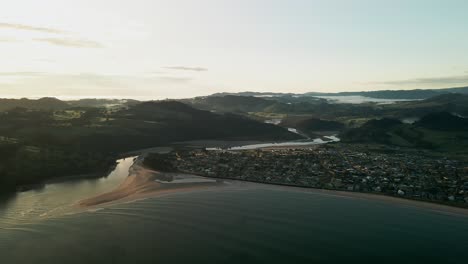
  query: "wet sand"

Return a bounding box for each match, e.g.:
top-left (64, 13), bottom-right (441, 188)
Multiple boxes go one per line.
top-left (78, 160), bottom-right (468, 217)
top-left (78, 145), bottom-right (468, 217)
top-left (77, 160), bottom-right (224, 207)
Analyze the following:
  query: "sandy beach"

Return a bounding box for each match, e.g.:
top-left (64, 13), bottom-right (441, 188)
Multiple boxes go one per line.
top-left (77, 143), bottom-right (468, 217)
top-left (78, 159), bottom-right (468, 218)
top-left (77, 158), bottom-right (224, 207)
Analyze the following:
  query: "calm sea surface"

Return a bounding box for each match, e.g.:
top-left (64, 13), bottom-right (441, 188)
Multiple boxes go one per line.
top-left (0, 157), bottom-right (467, 263)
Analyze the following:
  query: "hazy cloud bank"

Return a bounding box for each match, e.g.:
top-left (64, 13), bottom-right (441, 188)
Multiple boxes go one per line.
top-left (370, 74), bottom-right (468, 86)
top-left (0, 22), bottom-right (66, 34)
top-left (163, 66), bottom-right (208, 72)
top-left (0, 22), bottom-right (103, 48)
top-left (34, 38), bottom-right (104, 48)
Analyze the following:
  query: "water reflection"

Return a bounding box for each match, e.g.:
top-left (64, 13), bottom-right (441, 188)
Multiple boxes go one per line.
top-left (0, 156), bottom-right (136, 227)
top-left (0, 192), bottom-right (18, 214)
top-left (316, 95), bottom-right (419, 104)
top-left (206, 136), bottom-right (340, 151)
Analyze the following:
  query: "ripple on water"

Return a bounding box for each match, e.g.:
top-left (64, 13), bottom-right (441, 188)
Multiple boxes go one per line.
top-left (0, 188), bottom-right (468, 263)
top-left (0, 156), bottom-right (136, 228)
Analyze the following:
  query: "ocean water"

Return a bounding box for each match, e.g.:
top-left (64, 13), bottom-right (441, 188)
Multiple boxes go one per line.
top-left (1, 187), bottom-right (467, 264)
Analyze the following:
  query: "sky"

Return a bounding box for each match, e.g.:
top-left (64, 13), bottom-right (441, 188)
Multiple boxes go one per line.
top-left (1, 0), bottom-right (468, 99)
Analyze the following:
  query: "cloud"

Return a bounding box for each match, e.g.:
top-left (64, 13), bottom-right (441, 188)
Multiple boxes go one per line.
top-left (0, 72), bottom-right (192, 83)
top-left (0, 23), bottom-right (102, 48)
top-left (35, 59), bottom-right (55, 63)
top-left (370, 74), bottom-right (468, 86)
top-left (163, 66), bottom-right (208, 72)
top-left (34, 38), bottom-right (103, 48)
top-left (0, 37), bottom-right (19, 42)
top-left (157, 76), bottom-right (193, 83)
top-left (146, 71), bottom-right (166, 75)
top-left (0, 22), bottom-right (66, 34)
top-left (0, 72), bottom-right (200, 99)
top-left (0, 72), bottom-right (46, 77)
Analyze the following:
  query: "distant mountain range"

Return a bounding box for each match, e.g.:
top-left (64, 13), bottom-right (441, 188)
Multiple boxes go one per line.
top-left (1, 85), bottom-right (468, 113)
top-left (213, 86), bottom-right (468, 100)
top-left (0, 97), bottom-right (139, 111)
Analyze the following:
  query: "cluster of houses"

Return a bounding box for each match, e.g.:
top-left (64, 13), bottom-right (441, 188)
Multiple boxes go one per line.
top-left (161, 145), bottom-right (468, 205)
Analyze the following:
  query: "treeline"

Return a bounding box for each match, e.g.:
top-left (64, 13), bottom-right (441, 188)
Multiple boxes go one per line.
top-left (340, 112), bottom-right (468, 155)
top-left (0, 143), bottom-right (115, 192)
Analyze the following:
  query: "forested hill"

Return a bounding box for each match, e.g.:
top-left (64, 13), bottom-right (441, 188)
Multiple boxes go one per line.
top-left (0, 100), bottom-right (300, 153)
top-left (184, 95), bottom-right (280, 113)
top-left (0, 97), bottom-right (70, 111)
top-left (0, 100), bottom-right (300, 192)
top-left (114, 101), bottom-right (301, 144)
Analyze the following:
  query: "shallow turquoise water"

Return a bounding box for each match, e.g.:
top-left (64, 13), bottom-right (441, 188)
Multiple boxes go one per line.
top-left (1, 188), bottom-right (467, 264)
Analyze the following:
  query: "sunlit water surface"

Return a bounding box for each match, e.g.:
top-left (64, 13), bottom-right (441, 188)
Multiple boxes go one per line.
top-left (0, 157), bottom-right (136, 227)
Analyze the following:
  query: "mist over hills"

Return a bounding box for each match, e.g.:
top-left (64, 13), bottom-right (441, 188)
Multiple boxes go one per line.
top-left (214, 86), bottom-right (468, 100)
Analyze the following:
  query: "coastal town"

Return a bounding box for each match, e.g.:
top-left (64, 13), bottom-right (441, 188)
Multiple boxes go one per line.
top-left (145, 144), bottom-right (468, 207)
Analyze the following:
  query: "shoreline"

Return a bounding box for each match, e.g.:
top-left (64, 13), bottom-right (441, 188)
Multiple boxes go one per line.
top-left (76, 142), bottom-right (468, 217)
top-left (264, 184), bottom-right (468, 217)
top-left (77, 161), bottom-right (224, 207)
top-left (77, 161), bottom-right (468, 218)
top-left (177, 169), bottom-right (468, 217)
top-left (15, 163), bottom-right (119, 193)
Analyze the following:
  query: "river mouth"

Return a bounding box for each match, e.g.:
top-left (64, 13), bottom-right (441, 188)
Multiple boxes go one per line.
top-left (0, 157), bottom-right (136, 227)
top-left (1, 146), bottom-right (468, 263)
top-left (204, 136), bottom-right (340, 151)
top-left (2, 137), bottom-right (342, 226)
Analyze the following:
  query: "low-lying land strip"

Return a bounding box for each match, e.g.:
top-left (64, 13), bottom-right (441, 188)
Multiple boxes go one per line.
top-left (78, 155), bottom-right (223, 207)
top-left (144, 143), bottom-right (468, 208)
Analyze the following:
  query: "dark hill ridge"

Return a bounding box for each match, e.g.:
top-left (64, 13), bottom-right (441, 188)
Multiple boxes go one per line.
top-left (185, 95), bottom-right (328, 115)
top-left (0, 99), bottom-right (301, 153)
top-left (0, 97), bottom-right (70, 111)
top-left (114, 100), bottom-right (302, 142)
top-left (0, 97), bottom-right (141, 112)
top-left (306, 86), bottom-right (468, 99)
top-left (185, 95), bottom-right (279, 113)
top-left (380, 93), bottom-right (468, 118)
top-left (363, 118), bottom-right (403, 129)
top-left (124, 100), bottom-right (213, 120)
top-left (340, 118), bottom-right (405, 144)
top-left (210, 86), bottom-right (468, 100)
top-left (341, 112), bottom-right (468, 152)
top-left (416, 112), bottom-right (468, 131)
top-left (67, 98), bottom-right (140, 108)
top-left (424, 93), bottom-right (462, 103)
top-left (422, 93), bottom-right (468, 110)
